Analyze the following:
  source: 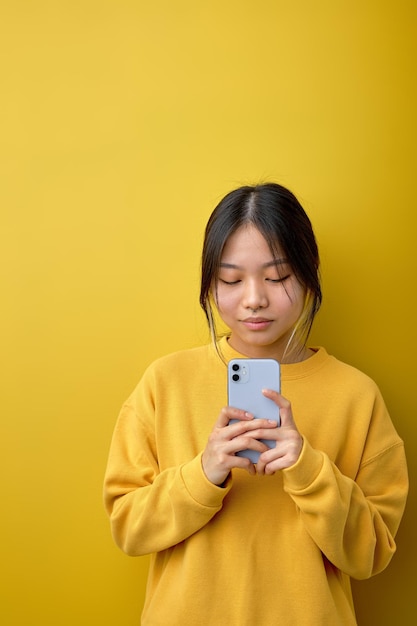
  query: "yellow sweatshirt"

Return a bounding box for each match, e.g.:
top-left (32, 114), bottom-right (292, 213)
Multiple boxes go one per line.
top-left (104, 337), bottom-right (408, 625)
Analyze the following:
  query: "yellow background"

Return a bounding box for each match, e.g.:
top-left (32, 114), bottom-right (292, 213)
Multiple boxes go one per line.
top-left (1, 1), bottom-right (415, 624)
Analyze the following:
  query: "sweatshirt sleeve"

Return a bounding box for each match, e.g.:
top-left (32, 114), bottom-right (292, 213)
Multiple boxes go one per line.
top-left (282, 390), bottom-right (408, 580)
top-left (103, 374), bottom-right (232, 557)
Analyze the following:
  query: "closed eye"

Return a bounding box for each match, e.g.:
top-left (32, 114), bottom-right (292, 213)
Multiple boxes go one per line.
top-left (219, 278), bottom-right (241, 285)
top-left (267, 275), bottom-right (290, 283)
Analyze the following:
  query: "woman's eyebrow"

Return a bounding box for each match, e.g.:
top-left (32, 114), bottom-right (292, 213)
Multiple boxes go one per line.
top-left (263, 259), bottom-right (288, 268)
top-left (219, 259), bottom-right (288, 269)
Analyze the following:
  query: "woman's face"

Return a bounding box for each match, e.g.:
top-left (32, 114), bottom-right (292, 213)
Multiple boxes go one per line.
top-left (214, 224), bottom-right (306, 360)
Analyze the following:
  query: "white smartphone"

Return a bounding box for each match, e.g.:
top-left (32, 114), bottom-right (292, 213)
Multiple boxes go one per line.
top-left (227, 358), bottom-right (281, 463)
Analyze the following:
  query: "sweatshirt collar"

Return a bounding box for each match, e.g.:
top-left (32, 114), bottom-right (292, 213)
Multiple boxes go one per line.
top-left (216, 335), bottom-right (329, 381)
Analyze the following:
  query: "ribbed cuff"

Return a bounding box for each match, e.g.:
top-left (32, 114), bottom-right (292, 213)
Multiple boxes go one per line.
top-left (180, 452), bottom-right (233, 508)
top-left (282, 438), bottom-right (324, 493)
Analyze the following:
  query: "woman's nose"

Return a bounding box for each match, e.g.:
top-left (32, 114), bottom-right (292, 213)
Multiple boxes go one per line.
top-left (242, 280), bottom-right (268, 310)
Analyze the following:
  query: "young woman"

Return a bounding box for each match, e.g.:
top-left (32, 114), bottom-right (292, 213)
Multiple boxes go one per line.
top-left (104, 183), bottom-right (408, 625)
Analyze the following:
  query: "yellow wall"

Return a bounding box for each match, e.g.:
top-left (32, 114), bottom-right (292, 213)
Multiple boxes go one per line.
top-left (1, 1), bottom-right (415, 623)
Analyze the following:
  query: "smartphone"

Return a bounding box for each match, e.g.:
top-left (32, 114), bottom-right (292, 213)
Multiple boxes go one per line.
top-left (227, 358), bottom-right (281, 463)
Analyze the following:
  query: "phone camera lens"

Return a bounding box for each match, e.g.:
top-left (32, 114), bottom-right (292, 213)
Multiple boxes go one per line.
top-left (232, 374), bottom-right (240, 382)
top-left (232, 363), bottom-right (240, 371)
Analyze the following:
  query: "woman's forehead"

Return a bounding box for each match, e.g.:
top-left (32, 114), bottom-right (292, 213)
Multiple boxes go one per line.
top-left (221, 224), bottom-right (285, 260)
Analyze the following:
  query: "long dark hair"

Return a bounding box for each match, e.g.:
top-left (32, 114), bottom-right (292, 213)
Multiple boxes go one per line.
top-left (200, 182), bottom-right (322, 359)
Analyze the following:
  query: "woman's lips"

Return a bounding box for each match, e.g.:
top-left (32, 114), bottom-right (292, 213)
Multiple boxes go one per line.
top-left (241, 317), bottom-right (272, 331)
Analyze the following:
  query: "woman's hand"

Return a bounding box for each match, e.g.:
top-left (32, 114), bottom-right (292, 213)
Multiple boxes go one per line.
top-left (202, 407), bottom-right (277, 485)
top-left (255, 389), bottom-right (303, 475)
